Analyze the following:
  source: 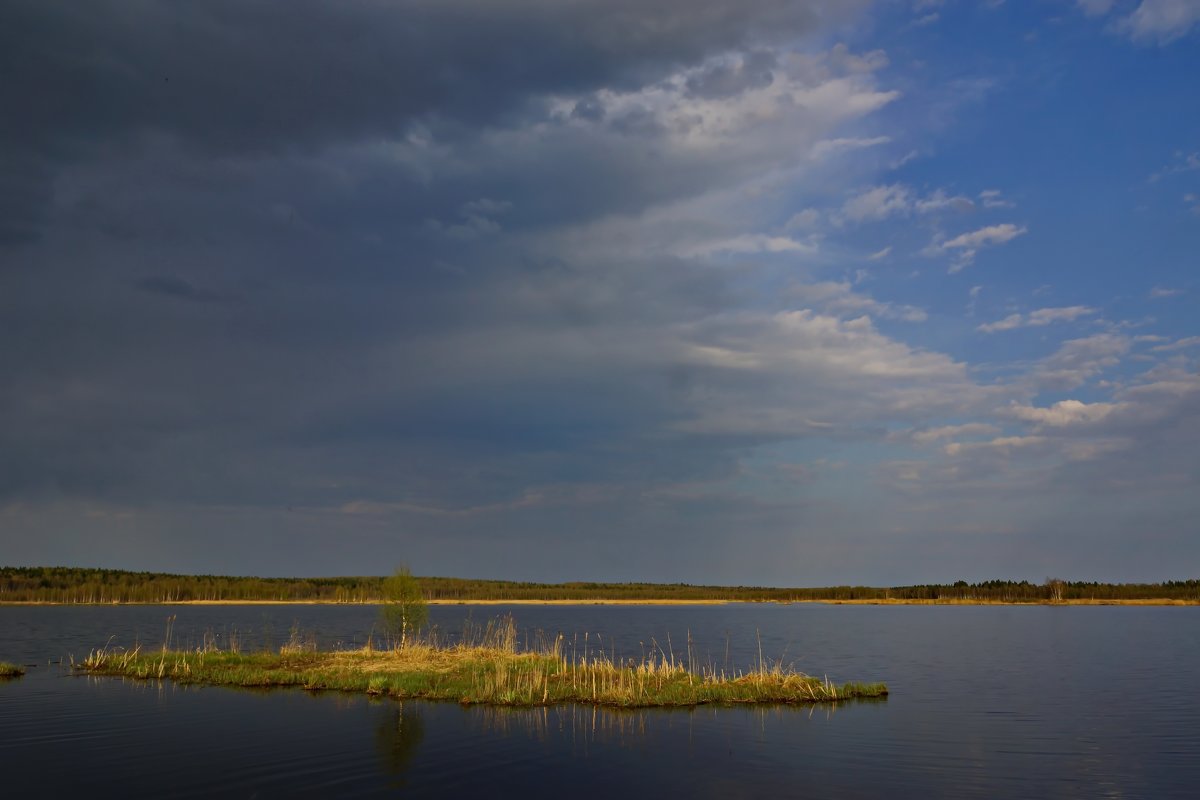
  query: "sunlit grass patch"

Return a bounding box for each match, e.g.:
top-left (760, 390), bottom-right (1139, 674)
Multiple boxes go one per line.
top-left (0, 661), bottom-right (25, 678)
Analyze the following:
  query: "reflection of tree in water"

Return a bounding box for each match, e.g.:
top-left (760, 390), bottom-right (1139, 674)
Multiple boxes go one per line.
top-left (375, 702), bottom-right (425, 786)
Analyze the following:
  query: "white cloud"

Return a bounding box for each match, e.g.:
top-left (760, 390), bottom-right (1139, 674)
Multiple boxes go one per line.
top-left (980, 305), bottom-right (1099, 332)
top-left (1034, 333), bottom-right (1130, 391)
top-left (685, 233), bottom-right (817, 257)
top-left (790, 281), bottom-right (928, 322)
top-left (939, 223), bottom-right (1027, 272)
top-left (915, 188), bottom-right (975, 213)
top-left (786, 208), bottom-right (821, 230)
top-left (1119, 0), bottom-right (1200, 44)
top-left (569, 44), bottom-right (901, 154)
top-left (868, 245), bottom-right (892, 260)
top-left (1028, 306), bottom-right (1097, 325)
top-left (942, 223), bottom-right (1027, 250)
top-left (673, 309), bottom-right (988, 436)
top-left (907, 422), bottom-right (1000, 444)
top-left (1149, 286), bottom-right (1183, 298)
top-left (1149, 151), bottom-right (1200, 182)
top-left (1006, 399), bottom-right (1125, 427)
top-left (839, 184), bottom-right (974, 224)
top-left (966, 284), bottom-right (983, 315)
top-left (1077, 0), bottom-right (1116, 15)
top-left (943, 435), bottom-right (1047, 457)
top-left (840, 184), bottom-right (912, 223)
top-left (978, 188), bottom-right (1015, 208)
top-left (810, 136), bottom-right (891, 160)
top-left (977, 313), bottom-right (1024, 333)
top-left (1150, 335), bottom-right (1200, 352)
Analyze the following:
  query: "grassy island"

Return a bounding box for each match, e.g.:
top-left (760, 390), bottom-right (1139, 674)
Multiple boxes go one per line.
top-left (77, 620), bottom-right (886, 709)
top-left (0, 661), bottom-right (25, 678)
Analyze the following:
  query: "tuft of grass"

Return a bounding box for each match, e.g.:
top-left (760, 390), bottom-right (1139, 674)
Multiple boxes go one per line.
top-left (0, 661), bottom-right (26, 678)
top-left (76, 617), bottom-right (886, 708)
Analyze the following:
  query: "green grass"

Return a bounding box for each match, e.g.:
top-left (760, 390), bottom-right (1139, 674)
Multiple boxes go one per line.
top-left (77, 619), bottom-right (887, 708)
top-left (0, 661), bottom-right (25, 678)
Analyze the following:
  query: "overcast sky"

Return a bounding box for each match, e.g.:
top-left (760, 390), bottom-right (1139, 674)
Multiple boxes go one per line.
top-left (2, 0), bottom-right (1198, 584)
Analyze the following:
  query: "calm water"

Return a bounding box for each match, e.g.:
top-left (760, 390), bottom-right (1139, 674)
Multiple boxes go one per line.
top-left (1, 603), bottom-right (1197, 798)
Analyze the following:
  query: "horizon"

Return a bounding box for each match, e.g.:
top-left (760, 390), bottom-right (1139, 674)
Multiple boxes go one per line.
top-left (3, 564), bottom-right (1196, 589)
top-left (1, 1), bottom-right (1198, 584)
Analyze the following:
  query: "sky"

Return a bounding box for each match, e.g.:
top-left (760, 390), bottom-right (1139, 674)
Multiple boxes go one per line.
top-left (1, 0), bottom-right (1198, 584)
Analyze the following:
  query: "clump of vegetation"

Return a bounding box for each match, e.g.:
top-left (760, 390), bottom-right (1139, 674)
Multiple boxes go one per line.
top-left (77, 616), bottom-right (886, 708)
top-left (0, 661), bottom-right (25, 678)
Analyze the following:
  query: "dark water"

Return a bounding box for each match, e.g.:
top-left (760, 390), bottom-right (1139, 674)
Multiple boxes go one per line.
top-left (1, 604), bottom-right (1197, 798)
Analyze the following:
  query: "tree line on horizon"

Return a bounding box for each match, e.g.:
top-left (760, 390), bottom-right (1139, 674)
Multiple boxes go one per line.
top-left (1, 566), bottom-right (1198, 604)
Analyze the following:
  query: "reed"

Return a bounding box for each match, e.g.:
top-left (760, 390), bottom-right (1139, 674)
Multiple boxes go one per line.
top-left (0, 661), bottom-right (25, 677)
top-left (77, 616), bottom-right (886, 708)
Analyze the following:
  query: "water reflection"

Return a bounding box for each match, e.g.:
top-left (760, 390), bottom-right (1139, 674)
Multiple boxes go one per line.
top-left (375, 702), bottom-right (425, 788)
top-left (464, 698), bottom-right (881, 745)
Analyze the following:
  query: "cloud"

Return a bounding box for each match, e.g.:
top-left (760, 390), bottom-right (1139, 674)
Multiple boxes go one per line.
top-left (671, 310), bottom-right (989, 437)
top-left (1118, 0), bottom-right (1200, 44)
top-left (1077, 0), bottom-right (1116, 15)
top-left (684, 49), bottom-right (777, 99)
top-left (838, 183), bottom-right (974, 224)
top-left (977, 305), bottom-right (1098, 333)
top-left (839, 184), bottom-right (913, 223)
top-left (942, 223), bottom-right (1027, 250)
top-left (1005, 399), bottom-right (1125, 427)
top-left (905, 422), bottom-right (1001, 444)
top-left (938, 223), bottom-right (1027, 272)
top-left (135, 276), bottom-right (230, 303)
top-left (1149, 286), bottom-right (1184, 298)
top-left (1033, 333), bottom-right (1130, 391)
top-left (809, 135), bottom-right (892, 160)
top-left (1149, 151), bottom-right (1200, 182)
top-left (789, 281), bottom-right (928, 322)
top-left (978, 189), bottom-right (1015, 208)
top-left (686, 234), bottom-right (817, 257)
top-left (786, 209), bottom-right (821, 230)
top-left (914, 189), bottom-right (975, 214)
top-left (425, 198), bottom-right (512, 240)
top-left (1081, 0), bottom-right (1200, 44)
top-left (3, 1), bottom-right (1198, 583)
top-left (943, 435), bottom-right (1047, 457)
top-left (1150, 335), bottom-right (1200, 352)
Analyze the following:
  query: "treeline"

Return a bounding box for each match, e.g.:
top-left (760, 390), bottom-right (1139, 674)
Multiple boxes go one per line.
top-left (0, 566), bottom-right (382, 604)
top-left (2, 567), bottom-right (1199, 604)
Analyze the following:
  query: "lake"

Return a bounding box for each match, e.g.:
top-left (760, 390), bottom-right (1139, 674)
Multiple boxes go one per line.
top-left (1, 603), bottom-right (1197, 797)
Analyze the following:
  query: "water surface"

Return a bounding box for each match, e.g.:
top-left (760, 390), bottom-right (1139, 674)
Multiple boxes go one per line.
top-left (1, 603), bottom-right (1196, 797)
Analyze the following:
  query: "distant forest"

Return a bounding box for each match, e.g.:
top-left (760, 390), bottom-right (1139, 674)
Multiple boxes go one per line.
top-left (2, 566), bottom-right (1198, 604)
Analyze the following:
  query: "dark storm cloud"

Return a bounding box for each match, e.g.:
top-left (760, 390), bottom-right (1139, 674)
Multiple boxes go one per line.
top-left (0, 0), bottom-right (919, 581)
top-left (1, 0), bottom-right (864, 244)
top-left (2, 0), bottom-right (849, 155)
